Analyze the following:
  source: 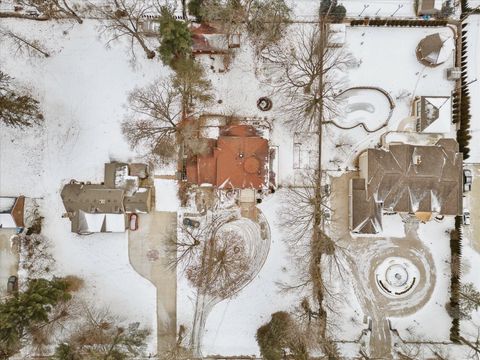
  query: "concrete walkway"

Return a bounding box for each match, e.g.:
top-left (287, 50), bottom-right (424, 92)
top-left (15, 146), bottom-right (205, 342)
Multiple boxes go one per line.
top-left (128, 212), bottom-right (177, 355)
top-left (0, 230), bottom-right (18, 297)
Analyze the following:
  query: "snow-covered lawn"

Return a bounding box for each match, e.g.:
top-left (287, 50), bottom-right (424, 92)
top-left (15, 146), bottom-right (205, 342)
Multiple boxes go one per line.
top-left (0, 19), bottom-right (171, 352)
top-left (176, 191), bottom-right (302, 356)
top-left (323, 25), bottom-right (457, 170)
top-left (390, 218), bottom-right (453, 342)
top-left (465, 15), bottom-right (480, 163)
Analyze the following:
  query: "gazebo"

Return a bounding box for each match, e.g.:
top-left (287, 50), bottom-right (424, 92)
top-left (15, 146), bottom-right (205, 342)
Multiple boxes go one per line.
top-left (416, 33), bottom-right (455, 67)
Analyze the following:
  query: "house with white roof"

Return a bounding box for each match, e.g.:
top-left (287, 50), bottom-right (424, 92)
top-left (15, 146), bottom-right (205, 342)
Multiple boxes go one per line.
top-left (0, 196), bottom-right (25, 229)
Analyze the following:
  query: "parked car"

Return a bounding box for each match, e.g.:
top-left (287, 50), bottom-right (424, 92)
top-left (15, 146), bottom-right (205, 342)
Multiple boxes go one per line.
top-left (183, 218), bottom-right (200, 228)
top-left (463, 210), bottom-right (471, 225)
top-left (464, 169), bottom-right (473, 192)
top-left (129, 213), bottom-right (139, 231)
top-left (7, 276), bottom-right (18, 293)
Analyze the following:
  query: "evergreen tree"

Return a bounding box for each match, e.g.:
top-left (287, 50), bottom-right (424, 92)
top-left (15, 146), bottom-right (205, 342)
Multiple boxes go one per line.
top-left (158, 6), bottom-right (193, 67)
top-left (0, 71), bottom-right (43, 128)
top-left (256, 312), bottom-right (308, 360)
top-left (0, 278), bottom-right (71, 358)
top-left (172, 57), bottom-right (213, 115)
top-left (188, 0), bottom-right (203, 21)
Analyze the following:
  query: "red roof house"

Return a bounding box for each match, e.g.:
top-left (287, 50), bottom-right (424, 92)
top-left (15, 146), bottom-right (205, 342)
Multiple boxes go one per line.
top-left (186, 125), bottom-right (269, 189)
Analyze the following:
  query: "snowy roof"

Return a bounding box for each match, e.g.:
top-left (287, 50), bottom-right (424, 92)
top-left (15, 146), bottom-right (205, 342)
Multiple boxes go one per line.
top-left (61, 163), bottom-right (152, 233)
top-left (415, 96), bottom-right (451, 133)
top-left (416, 33), bottom-right (455, 66)
top-left (186, 125), bottom-right (270, 189)
top-left (418, 0), bottom-right (443, 14)
top-left (0, 196), bottom-right (25, 228)
top-left (76, 211), bottom-right (126, 234)
top-left (0, 214), bottom-right (17, 228)
top-left (351, 139), bottom-right (462, 234)
top-left (0, 197), bottom-right (16, 213)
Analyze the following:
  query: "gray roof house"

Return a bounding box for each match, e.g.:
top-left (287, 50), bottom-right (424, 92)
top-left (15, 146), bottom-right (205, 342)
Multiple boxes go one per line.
top-left (350, 139), bottom-right (463, 234)
top-left (61, 163), bottom-right (152, 234)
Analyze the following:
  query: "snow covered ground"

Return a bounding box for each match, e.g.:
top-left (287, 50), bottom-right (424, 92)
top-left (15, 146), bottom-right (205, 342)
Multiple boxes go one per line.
top-left (465, 15), bottom-right (480, 163)
top-left (390, 219), bottom-right (453, 342)
top-left (0, 19), bottom-right (170, 352)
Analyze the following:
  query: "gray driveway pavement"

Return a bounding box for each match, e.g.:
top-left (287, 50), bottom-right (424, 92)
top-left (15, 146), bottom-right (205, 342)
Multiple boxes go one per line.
top-left (0, 229), bottom-right (18, 297)
top-left (128, 212), bottom-right (177, 355)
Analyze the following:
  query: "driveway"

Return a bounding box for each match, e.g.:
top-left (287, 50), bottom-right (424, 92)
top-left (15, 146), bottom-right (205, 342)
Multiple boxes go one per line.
top-left (463, 164), bottom-right (480, 253)
top-left (0, 229), bottom-right (18, 297)
top-left (128, 212), bottom-right (177, 354)
top-left (330, 173), bottom-right (436, 359)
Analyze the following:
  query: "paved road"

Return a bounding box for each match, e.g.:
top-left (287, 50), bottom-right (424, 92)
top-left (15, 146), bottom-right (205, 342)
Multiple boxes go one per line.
top-left (0, 229), bottom-right (18, 297)
top-left (128, 212), bottom-right (177, 355)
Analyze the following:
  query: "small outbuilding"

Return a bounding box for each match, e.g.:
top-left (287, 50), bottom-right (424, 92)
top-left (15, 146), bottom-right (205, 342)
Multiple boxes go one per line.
top-left (417, 0), bottom-right (444, 16)
top-left (416, 33), bottom-right (455, 67)
top-left (0, 196), bottom-right (25, 229)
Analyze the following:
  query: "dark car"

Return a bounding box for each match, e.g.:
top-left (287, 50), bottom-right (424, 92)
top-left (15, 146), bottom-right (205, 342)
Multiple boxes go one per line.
top-left (7, 276), bottom-right (18, 293)
top-left (464, 169), bottom-right (473, 192)
top-left (183, 218), bottom-right (200, 228)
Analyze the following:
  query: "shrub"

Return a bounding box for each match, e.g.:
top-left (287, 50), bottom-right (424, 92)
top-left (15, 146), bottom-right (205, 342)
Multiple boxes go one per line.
top-left (449, 216), bottom-right (462, 342)
top-left (188, 0), bottom-right (203, 21)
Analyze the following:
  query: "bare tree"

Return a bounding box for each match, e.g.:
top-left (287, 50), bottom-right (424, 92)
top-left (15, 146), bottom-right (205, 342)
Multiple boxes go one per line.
top-left (175, 213), bottom-right (250, 299)
top-left (52, 304), bottom-right (150, 359)
top-left (18, 0), bottom-right (83, 23)
top-left (169, 224), bottom-right (203, 272)
top-left (94, 0), bottom-right (158, 60)
top-left (0, 27), bottom-right (50, 58)
top-left (122, 63), bottom-right (212, 162)
top-left (263, 24), bottom-right (354, 132)
top-left (199, 0), bottom-right (291, 52)
top-left (17, 234), bottom-right (55, 280)
top-left (187, 228), bottom-right (250, 298)
top-left (122, 77), bottom-right (182, 161)
top-left (159, 325), bottom-right (193, 360)
top-left (278, 171), bottom-right (347, 348)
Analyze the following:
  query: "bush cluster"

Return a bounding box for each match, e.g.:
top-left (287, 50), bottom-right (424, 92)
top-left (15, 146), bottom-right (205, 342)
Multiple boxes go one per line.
top-left (457, 24), bottom-right (471, 160)
top-left (449, 216), bottom-right (463, 342)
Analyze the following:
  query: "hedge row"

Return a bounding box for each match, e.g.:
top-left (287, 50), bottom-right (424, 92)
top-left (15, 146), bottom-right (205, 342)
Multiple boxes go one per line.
top-left (350, 18), bottom-right (448, 27)
top-left (449, 216), bottom-right (463, 342)
top-left (462, 0), bottom-right (480, 14)
top-left (457, 24), bottom-right (471, 160)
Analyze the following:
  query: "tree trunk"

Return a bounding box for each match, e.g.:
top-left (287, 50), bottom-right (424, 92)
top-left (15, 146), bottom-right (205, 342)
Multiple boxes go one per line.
top-left (134, 33), bottom-right (155, 59)
top-left (0, 12), bottom-right (49, 20)
top-left (5, 31), bottom-right (50, 57)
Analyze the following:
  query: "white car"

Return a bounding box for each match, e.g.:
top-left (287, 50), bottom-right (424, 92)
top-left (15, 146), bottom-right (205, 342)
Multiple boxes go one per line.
top-left (463, 210), bottom-right (471, 225)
